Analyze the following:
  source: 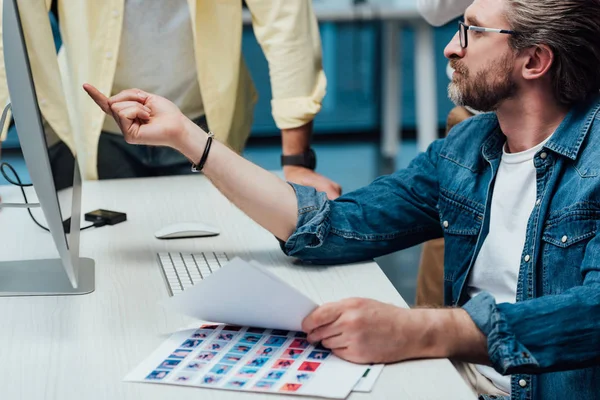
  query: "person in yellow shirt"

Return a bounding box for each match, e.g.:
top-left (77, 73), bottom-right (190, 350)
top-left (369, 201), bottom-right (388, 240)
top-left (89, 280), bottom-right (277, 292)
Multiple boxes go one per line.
top-left (0, 0), bottom-right (342, 199)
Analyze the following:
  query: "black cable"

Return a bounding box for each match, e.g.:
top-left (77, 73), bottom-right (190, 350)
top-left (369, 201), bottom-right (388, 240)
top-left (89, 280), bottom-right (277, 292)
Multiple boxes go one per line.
top-left (1, 161), bottom-right (49, 231)
top-left (1, 161), bottom-right (101, 232)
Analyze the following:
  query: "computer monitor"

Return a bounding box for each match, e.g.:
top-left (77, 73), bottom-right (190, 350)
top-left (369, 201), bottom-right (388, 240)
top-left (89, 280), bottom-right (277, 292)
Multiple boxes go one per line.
top-left (0, 0), bottom-right (94, 295)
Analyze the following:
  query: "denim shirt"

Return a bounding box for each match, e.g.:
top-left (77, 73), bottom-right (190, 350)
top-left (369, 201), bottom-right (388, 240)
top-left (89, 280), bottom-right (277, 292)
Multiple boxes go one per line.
top-left (281, 95), bottom-right (600, 400)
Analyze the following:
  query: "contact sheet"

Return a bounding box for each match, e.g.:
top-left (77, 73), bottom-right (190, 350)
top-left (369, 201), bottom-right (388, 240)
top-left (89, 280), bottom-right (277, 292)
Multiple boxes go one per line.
top-left (126, 323), bottom-right (369, 398)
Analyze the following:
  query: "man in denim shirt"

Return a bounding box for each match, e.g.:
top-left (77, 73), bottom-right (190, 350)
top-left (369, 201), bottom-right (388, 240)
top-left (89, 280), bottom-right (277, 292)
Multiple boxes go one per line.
top-left (86, 0), bottom-right (600, 398)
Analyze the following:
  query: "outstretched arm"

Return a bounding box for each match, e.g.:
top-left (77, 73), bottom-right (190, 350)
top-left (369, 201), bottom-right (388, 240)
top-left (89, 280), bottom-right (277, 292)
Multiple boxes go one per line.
top-left (83, 84), bottom-right (299, 242)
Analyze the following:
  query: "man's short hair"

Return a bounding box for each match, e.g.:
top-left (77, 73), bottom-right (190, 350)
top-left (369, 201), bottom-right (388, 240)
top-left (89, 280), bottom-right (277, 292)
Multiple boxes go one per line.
top-left (505, 0), bottom-right (600, 105)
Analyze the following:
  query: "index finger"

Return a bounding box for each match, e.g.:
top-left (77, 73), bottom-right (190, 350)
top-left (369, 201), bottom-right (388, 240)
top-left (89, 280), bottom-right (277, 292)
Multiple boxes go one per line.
top-left (108, 89), bottom-right (150, 106)
top-left (302, 302), bottom-right (343, 334)
top-left (82, 83), bottom-right (110, 113)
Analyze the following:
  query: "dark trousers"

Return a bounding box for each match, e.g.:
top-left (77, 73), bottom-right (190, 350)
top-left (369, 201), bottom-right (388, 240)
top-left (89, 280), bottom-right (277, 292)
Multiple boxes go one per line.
top-left (49, 116), bottom-right (207, 190)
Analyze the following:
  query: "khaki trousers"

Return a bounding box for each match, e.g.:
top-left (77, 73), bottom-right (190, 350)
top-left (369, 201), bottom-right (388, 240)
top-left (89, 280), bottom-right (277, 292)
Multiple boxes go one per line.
top-left (416, 238), bottom-right (446, 307)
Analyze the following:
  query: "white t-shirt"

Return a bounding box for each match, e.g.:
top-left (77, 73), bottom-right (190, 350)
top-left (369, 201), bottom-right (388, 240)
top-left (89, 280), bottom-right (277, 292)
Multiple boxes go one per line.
top-left (467, 136), bottom-right (551, 393)
top-left (103, 0), bottom-right (204, 134)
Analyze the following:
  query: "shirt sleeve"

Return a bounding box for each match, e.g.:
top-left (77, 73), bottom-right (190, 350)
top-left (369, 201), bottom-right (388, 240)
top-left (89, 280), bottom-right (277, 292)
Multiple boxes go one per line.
top-left (280, 139), bottom-right (446, 264)
top-left (463, 228), bottom-right (600, 374)
top-left (417, 0), bottom-right (473, 26)
top-left (245, 0), bottom-right (326, 130)
top-left (0, 0), bottom-right (53, 142)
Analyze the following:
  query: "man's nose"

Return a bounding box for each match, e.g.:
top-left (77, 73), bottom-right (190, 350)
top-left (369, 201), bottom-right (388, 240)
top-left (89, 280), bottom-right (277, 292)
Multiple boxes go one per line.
top-left (444, 32), bottom-right (466, 60)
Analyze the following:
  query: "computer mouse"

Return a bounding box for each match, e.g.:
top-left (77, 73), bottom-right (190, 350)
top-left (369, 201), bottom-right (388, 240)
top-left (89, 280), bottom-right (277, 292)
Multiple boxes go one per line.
top-left (154, 222), bottom-right (220, 239)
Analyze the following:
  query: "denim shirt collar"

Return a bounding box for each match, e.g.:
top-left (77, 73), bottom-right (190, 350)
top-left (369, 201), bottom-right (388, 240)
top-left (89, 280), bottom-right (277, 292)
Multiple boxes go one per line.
top-left (479, 95), bottom-right (600, 162)
top-left (481, 125), bottom-right (504, 161)
top-left (545, 95), bottom-right (600, 160)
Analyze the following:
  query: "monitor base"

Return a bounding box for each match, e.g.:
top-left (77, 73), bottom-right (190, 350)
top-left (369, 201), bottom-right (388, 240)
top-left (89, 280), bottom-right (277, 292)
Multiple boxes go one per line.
top-left (0, 258), bottom-right (95, 296)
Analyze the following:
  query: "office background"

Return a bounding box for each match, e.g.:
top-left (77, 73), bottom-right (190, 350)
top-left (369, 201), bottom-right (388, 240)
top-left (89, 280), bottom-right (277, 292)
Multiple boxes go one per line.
top-left (0, 14), bottom-right (457, 305)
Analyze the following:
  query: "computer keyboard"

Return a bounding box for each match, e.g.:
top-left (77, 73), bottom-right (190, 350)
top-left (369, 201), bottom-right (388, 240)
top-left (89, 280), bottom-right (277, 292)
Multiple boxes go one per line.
top-left (157, 252), bottom-right (230, 296)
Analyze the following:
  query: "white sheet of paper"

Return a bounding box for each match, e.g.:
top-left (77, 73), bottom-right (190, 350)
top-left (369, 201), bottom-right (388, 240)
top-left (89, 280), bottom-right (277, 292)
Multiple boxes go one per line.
top-left (162, 257), bottom-right (318, 331)
top-left (352, 364), bottom-right (384, 392)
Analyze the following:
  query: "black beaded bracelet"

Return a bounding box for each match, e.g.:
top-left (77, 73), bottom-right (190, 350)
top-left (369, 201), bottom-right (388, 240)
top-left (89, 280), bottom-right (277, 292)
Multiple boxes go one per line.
top-left (191, 131), bottom-right (215, 172)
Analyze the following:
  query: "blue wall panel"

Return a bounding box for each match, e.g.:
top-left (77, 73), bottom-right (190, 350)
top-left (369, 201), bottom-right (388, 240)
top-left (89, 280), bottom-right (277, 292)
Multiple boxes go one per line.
top-left (243, 21), bottom-right (458, 137)
top-left (243, 22), bottom-right (380, 136)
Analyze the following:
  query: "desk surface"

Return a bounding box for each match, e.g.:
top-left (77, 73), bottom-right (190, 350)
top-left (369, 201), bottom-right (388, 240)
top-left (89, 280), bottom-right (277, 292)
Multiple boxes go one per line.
top-left (0, 175), bottom-right (473, 399)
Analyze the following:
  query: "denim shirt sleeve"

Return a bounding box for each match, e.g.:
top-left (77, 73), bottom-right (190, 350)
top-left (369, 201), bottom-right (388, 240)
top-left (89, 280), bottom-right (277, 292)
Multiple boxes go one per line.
top-left (280, 139), bottom-right (446, 264)
top-left (463, 228), bottom-right (600, 374)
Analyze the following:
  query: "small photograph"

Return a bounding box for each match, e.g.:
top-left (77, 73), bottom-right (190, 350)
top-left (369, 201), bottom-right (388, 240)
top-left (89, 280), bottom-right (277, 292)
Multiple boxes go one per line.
top-left (180, 339), bottom-right (203, 349)
top-left (239, 334), bottom-right (263, 345)
top-left (282, 348), bottom-right (304, 359)
top-left (271, 329), bottom-right (289, 336)
top-left (157, 359), bottom-right (181, 370)
top-left (195, 351), bottom-right (218, 362)
top-left (298, 361), bottom-right (321, 372)
top-left (264, 336), bottom-right (287, 347)
top-left (307, 350), bottom-right (331, 360)
top-left (224, 379), bottom-right (249, 389)
top-left (200, 324), bottom-right (219, 330)
top-left (185, 361), bottom-right (208, 371)
top-left (210, 363), bottom-right (233, 375)
top-left (246, 356), bottom-right (270, 368)
top-left (230, 344), bottom-right (252, 354)
top-left (217, 332), bottom-right (237, 341)
top-left (236, 366), bottom-right (260, 378)
top-left (263, 370), bottom-right (285, 381)
top-left (168, 349), bottom-right (192, 359)
top-left (246, 327), bottom-right (266, 334)
top-left (272, 358), bottom-right (294, 369)
top-left (201, 374), bottom-right (222, 385)
top-left (294, 331), bottom-right (308, 338)
top-left (253, 380), bottom-right (275, 390)
top-left (191, 330), bottom-right (212, 339)
top-left (289, 338), bottom-right (310, 349)
top-left (280, 383), bottom-right (302, 392)
top-left (294, 372), bottom-right (314, 383)
top-left (172, 372), bottom-right (196, 383)
top-left (220, 352), bottom-right (243, 365)
top-left (256, 346), bottom-right (277, 357)
top-left (222, 325), bottom-right (243, 332)
top-left (314, 342), bottom-right (329, 351)
top-left (206, 340), bottom-right (229, 351)
top-left (145, 370), bottom-right (169, 380)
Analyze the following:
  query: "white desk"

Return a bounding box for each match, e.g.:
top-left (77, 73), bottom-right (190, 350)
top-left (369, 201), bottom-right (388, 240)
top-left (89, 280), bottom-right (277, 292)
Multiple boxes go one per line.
top-left (244, 0), bottom-right (439, 165)
top-left (0, 175), bottom-right (473, 399)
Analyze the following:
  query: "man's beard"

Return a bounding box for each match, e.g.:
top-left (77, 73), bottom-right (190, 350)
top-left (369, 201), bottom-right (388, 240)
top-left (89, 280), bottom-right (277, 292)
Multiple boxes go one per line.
top-left (448, 54), bottom-right (517, 112)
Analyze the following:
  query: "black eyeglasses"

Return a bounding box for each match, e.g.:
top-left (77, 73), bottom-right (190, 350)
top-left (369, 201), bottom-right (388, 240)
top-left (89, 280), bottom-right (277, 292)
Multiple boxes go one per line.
top-left (458, 21), bottom-right (516, 49)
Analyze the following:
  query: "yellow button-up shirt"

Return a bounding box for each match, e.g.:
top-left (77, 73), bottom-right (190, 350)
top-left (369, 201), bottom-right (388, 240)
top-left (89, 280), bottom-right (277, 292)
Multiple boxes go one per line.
top-left (0, 0), bottom-right (326, 180)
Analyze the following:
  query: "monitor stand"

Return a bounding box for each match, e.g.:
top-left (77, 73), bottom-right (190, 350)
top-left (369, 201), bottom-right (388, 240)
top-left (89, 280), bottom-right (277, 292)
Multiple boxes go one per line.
top-left (0, 258), bottom-right (95, 296)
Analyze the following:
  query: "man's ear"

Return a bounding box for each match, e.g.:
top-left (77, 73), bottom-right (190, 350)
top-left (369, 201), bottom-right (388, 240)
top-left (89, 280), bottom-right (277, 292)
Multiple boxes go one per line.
top-left (522, 44), bottom-right (554, 81)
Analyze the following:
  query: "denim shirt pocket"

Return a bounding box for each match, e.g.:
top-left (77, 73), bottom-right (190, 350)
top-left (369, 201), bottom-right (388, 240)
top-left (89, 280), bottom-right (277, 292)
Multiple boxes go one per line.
top-left (541, 214), bottom-right (597, 293)
top-left (438, 192), bottom-right (484, 301)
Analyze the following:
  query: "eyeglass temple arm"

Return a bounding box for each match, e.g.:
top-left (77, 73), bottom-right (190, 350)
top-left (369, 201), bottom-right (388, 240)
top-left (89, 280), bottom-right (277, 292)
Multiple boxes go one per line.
top-left (468, 26), bottom-right (515, 34)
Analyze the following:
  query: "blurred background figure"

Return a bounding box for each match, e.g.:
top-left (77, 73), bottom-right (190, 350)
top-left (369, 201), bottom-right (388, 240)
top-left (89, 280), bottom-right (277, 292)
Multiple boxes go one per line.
top-left (418, 0), bottom-right (473, 27)
top-left (0, 0), bottom-right (341, 198)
